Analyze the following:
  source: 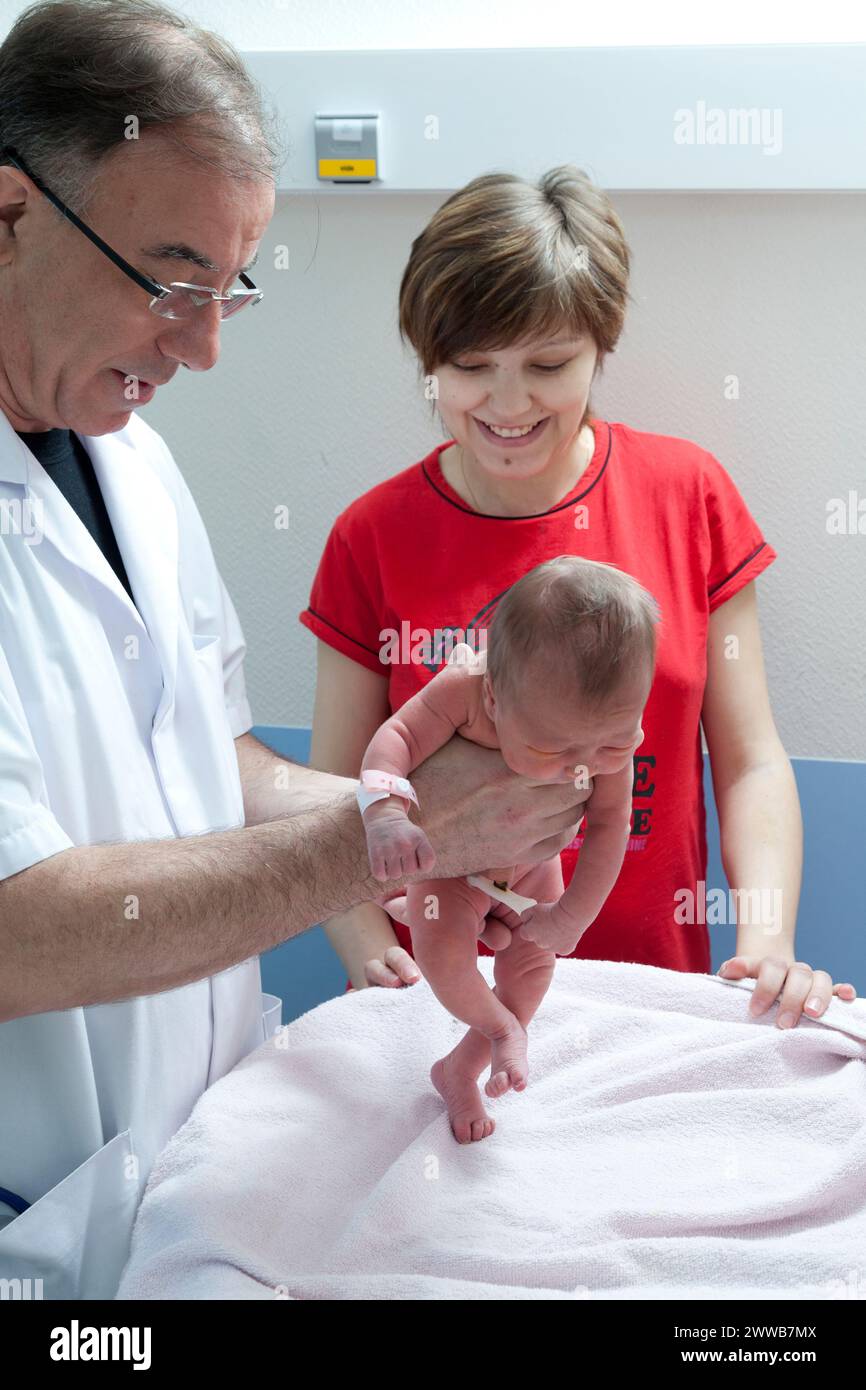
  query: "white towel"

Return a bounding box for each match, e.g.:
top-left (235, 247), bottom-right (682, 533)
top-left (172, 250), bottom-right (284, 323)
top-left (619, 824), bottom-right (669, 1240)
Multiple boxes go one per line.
top-left (117, 959), bottom-right (866, 1301)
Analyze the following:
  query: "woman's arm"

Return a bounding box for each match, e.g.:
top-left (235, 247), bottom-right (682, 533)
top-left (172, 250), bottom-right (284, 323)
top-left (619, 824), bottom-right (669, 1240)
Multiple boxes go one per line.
top-left (701, 581), bottom-right (855, 1024)
top-left (309, 640), bottom-right (418, 988)
top-left (702, 582), bottom-right (802, 957)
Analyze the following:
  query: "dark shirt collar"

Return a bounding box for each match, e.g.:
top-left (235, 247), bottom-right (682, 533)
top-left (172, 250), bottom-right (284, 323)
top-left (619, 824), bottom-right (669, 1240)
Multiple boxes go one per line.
top-left (15, 426), bottom-right (74, 469)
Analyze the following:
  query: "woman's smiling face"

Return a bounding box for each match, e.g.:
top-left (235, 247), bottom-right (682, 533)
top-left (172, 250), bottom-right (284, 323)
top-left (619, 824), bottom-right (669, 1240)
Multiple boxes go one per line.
top-left (434, 331), bottom-right (599, 479)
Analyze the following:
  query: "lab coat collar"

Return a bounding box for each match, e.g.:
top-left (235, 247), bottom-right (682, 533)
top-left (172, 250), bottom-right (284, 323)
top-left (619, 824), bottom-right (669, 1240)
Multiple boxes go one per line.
top-left (0, 407), bottom-right (179, 716)
top-left (0, 410), bottom-right (33, 485)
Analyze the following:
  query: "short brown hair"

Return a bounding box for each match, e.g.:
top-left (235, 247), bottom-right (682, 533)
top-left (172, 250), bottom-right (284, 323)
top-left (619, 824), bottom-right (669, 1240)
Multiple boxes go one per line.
top-left (485, 555), bottom-right (659, 711)
top-left (398, 165), bottom-right (634, 432)
top-left (0, 0), bottom-right (283, 216)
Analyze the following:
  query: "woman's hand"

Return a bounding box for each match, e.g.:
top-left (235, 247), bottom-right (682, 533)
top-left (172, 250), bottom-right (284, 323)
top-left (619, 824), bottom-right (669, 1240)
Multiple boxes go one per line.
top-left (717, 955), bottom-right (857, 1027)
top-left (347, 946), bottom-right (423, 991)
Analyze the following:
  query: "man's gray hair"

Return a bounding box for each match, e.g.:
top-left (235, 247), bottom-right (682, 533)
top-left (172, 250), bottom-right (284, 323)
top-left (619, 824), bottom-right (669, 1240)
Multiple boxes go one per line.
top-left (0, 0), bottom-right (286, 214)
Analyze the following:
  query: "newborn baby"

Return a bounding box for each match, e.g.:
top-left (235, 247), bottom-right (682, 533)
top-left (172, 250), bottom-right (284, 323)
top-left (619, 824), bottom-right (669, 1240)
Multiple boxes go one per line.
top-left (357, 555), bottom-right (659, 1143)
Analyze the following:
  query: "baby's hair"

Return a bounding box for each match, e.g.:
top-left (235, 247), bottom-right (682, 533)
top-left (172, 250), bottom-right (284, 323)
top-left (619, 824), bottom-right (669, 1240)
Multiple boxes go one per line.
top-left (486, 555), bottom-right (660, 711)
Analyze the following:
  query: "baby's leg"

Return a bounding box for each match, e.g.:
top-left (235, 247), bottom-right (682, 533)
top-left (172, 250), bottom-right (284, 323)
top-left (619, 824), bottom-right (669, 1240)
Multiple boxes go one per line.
top-left (446, 858), bottom-right (565, 1096)
top-left (485, 930), bottom-right (556, 1095)
top-left (407, 878), bottom-right (527, 1078)
top-left (445, 930), bottom-right (556, 1098)
top-left (405, 877), bottom-right (525, 1144)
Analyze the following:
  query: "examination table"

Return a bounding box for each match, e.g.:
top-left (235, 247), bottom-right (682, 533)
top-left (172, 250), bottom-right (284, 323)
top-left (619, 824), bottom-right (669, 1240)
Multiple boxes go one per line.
top-left (116, 957), bottom-right (866, 1301)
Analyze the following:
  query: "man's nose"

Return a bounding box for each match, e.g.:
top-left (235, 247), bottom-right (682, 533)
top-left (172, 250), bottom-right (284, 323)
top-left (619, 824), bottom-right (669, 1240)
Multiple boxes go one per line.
top-left (160, 305), bottom-right (223, 372)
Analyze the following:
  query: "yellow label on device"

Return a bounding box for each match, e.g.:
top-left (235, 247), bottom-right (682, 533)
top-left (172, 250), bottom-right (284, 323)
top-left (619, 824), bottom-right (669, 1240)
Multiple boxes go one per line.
top-left (318, 158), bottom-right (377, 178)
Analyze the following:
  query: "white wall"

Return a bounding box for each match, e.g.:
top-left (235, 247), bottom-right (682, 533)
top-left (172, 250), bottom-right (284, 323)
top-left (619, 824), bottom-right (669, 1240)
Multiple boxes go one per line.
top-left (139, 184), bottom-right (864, 758)
top-left (1, 2), bottom-right (864, 757)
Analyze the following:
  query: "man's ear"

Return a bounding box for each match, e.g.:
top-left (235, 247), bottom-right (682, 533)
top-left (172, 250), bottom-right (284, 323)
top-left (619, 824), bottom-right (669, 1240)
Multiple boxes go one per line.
top-left (0, 167), bottom-right (30, 264)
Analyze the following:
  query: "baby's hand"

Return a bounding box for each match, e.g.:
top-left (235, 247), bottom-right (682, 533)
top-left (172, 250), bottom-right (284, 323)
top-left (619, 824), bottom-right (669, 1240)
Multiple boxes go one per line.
top-left (518, 901), bottom-right (583, 956)
top-left (365, 812), bottom-right (437, 882)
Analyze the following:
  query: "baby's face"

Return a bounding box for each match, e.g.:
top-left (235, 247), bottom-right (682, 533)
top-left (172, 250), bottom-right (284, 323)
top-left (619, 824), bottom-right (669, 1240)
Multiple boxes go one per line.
top-left (484, 672), bottom-right (649, 783)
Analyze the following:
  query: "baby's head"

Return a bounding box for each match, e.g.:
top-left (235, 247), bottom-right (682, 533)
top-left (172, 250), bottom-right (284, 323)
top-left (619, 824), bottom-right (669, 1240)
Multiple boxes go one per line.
top-left (482, 556), bottom-right (660, 782)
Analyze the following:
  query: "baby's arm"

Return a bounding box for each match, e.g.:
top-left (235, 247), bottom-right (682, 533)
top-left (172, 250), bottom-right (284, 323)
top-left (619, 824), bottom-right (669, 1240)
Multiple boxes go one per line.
top-left (519, 763), bottom-right (633, 954)
top-left (360, 664), bottom-right (475, 882)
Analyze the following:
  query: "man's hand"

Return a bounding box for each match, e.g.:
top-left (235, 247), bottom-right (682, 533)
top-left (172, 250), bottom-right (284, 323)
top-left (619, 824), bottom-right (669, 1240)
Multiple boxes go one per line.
top-left (377, 886), bottom-right (517, 959)
top-left (407, 735), bottom-right (588, 882)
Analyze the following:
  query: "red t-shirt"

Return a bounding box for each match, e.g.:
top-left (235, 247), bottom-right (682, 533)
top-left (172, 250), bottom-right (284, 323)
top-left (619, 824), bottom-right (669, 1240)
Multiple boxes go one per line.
top-left (299, 418), bottom-right (777, 974)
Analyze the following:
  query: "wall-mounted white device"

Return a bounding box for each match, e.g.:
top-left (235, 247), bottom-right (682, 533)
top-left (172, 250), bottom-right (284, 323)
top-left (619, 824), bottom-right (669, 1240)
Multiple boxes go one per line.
top-left (315, 113), bottom-right (381, 183)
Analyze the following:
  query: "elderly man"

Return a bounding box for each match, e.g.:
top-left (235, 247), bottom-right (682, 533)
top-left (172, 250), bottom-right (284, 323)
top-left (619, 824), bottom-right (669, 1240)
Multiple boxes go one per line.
top-left (0, 0), bottom-right (584, 1297)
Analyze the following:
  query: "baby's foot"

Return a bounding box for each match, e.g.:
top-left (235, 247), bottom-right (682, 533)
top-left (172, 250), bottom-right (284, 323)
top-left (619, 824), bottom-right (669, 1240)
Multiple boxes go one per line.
top-left (485, 1017), bottom-right (529, 1098)
top-left (430, 1055), bottom-right (496, 1144)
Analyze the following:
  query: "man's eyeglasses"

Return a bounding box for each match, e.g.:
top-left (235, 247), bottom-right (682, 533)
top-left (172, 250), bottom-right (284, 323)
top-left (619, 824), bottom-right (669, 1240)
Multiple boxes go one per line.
top-left (0, 145), bottom-right (264, 320)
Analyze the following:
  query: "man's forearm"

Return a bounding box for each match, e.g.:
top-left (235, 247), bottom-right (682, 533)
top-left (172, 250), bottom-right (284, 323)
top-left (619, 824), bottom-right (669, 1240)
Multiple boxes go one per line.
top-left (236, 731), bottom-right (358, 823)
top-left (1, 790), bottom-right (396, 1021)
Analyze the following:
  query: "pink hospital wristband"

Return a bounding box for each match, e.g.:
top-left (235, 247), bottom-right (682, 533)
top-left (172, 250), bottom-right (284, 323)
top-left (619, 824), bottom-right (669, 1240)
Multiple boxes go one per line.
top-left (356, 768), bottom-right (420, 815)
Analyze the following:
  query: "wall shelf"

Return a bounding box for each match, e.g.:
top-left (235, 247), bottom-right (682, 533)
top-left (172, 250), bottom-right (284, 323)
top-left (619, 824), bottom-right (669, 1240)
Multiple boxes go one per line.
top-left (242, 44), bottom-right (866, 193)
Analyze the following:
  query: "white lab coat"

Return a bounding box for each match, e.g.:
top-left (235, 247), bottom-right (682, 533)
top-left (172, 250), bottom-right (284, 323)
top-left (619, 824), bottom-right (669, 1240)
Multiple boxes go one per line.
top-left (0, 407), bottom-right (281, 1298)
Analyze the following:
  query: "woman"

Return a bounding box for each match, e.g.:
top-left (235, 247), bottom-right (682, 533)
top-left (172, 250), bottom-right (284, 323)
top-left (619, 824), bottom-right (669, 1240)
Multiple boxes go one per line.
top-left (299, 165), bottom-right (855, 1028)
